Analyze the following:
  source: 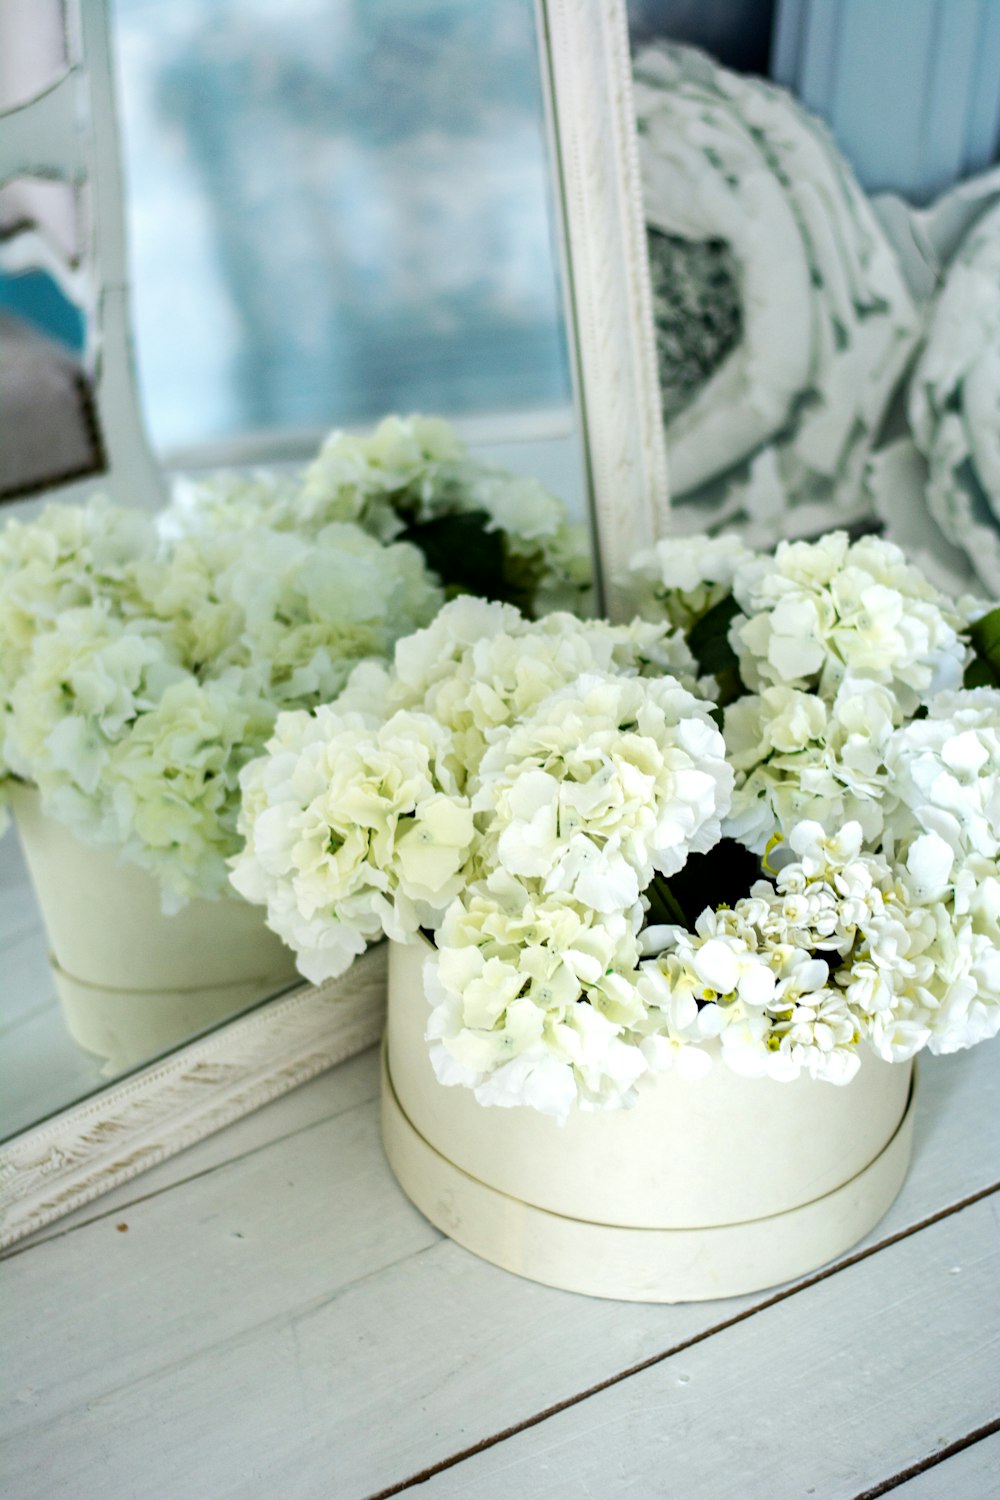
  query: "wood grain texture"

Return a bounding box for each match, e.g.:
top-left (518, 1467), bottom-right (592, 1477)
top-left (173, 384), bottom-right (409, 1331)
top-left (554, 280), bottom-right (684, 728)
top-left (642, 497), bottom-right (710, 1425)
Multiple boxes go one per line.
top-left (0, 944), bottom-right (387, 1248)
top-left (4, 1049), bottom-right (380, 1253)
top-left (2, 1043), bottom-right (996, 1500)
top-left (877, 1428), bottom-right (1000, 1497)
top-left (415, 1196), bottom-right (1000, 1499)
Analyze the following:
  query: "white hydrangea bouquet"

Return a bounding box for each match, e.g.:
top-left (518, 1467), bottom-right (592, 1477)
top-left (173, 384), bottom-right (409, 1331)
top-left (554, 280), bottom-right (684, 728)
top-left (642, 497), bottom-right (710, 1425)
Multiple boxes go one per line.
top-left (183, 413), bottom-right (592, 617)
top-left (234, 528), bottom-right (1000, 1127)
top-left (0, 416), bottom-right (588, 911)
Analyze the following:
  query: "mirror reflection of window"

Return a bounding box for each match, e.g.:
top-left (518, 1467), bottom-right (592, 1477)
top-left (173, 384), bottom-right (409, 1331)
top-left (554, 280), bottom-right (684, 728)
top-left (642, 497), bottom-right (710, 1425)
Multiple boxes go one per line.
top-left (112, 0), bottom-right (574, 463)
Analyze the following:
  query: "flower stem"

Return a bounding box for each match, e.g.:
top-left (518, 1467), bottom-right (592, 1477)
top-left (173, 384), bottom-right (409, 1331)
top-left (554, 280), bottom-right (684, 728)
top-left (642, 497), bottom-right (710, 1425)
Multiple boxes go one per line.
top-left (645, 874), bottom-right (689, 930)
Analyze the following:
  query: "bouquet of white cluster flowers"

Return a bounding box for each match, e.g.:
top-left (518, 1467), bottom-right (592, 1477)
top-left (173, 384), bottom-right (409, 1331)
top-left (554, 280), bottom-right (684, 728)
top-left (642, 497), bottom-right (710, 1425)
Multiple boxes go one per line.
top-left (630, 531), bottom-right (1000, 1074)
top-left (236, 529), bottom-right (1000, 1123)
top-left (179, 414), bottom-right (592, 616)
top-left (0, 498), bottom-right (443, 909)
top-left (1, 416), bottom-right (587, 911)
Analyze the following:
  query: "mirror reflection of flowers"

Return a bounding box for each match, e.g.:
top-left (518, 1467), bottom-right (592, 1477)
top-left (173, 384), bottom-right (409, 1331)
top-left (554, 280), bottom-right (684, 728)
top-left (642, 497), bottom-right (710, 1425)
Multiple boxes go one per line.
top-left (183, 415), bottom-right (592, 616)
top-left (0, 417), bottom-right (589, 910)
top-left (632, 43), bottom-right (920, 544)
top-left (233, 531), bottom-right (1000, 1122)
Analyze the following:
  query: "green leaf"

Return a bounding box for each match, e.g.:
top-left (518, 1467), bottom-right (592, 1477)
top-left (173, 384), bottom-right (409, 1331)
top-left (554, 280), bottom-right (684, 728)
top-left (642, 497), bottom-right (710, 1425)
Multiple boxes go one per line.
top-left (644, 874), bottom-right (690, 930)
top-left (970, 605), bottom-right (1000, 661)
top-left (399, 510), bottom-right (508, 602)
top-left (642, 841), bottom-right (764, 936)
top-left (400, 509), bottom-right (547, 614)
top-left (669, 840), bottom-right (762, 924)
top-left (965, 656), bottom-right (1000, 689)
top-left (687, 593), bottom-right (741, 678)
top-left (966, 606), bottom-right (1000, 688)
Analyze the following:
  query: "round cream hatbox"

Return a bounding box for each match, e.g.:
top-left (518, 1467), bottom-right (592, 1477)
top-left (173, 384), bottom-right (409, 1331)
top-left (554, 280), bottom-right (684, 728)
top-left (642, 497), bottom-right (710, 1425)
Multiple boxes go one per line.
top-left (381, 938), bottom-right (915, 1303)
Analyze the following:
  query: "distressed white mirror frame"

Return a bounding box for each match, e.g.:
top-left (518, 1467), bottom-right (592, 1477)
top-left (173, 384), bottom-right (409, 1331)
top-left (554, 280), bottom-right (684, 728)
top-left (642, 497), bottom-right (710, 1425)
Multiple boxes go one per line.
top-left (0, 0), bottom-right (666, 1246)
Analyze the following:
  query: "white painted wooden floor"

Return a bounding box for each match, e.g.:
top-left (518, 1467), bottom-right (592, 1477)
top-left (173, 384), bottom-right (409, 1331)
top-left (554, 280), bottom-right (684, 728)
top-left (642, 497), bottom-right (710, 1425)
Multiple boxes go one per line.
top-left (2, 1039), bottom-right (998, 1499)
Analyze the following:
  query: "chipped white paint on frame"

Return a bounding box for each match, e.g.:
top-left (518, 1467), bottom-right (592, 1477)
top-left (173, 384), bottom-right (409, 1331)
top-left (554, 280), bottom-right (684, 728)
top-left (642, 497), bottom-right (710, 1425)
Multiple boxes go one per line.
top-left (0, 945), bottom-right (387, 1248)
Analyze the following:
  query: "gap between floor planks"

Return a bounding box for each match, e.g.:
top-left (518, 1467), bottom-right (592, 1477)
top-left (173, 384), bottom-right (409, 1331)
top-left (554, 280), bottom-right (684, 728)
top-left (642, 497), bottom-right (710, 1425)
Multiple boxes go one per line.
top-left (3, 1046), bottom-right (996, 1498)
top-left (365, 1181), bottom-right (1000, 1500)
top-left (853, 1419), bottom-right (1000, 1499)
top-left (376, 1196), bottom-right (998, 1499)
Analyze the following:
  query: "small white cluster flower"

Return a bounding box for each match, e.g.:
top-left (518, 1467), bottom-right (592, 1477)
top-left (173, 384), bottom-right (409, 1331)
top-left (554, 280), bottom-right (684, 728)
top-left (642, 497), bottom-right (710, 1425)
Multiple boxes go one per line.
top-left (638, 815), bottom-right (997, 1085)
top-left (639, 822), bottom-right (891, 1085)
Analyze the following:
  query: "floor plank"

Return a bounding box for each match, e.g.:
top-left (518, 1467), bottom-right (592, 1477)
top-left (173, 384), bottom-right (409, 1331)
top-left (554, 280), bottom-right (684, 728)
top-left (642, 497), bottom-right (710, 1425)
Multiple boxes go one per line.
top-left (876, 1428), bottom-right (1000, 1498)
top-left (413, 1196), bottom-right (1000, 1499)
top-left (2, 1044), bottom-right (997, 1499)
top-left (4, 1047), bottom-right (381, 1254)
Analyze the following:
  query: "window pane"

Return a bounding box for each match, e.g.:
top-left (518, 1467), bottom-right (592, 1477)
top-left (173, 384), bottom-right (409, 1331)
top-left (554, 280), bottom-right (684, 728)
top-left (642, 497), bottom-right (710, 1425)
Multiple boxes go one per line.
top-left (112, 0), bottom-right (573, 457)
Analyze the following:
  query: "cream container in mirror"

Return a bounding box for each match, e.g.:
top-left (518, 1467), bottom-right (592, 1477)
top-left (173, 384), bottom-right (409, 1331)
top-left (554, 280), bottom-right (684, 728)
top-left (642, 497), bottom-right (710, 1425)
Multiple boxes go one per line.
top-left (0, 0), bottom-right (665, 1246)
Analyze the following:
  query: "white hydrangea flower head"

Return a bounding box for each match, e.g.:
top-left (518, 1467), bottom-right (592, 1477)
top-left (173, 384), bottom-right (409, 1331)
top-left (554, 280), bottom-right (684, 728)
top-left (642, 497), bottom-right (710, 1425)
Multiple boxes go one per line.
top-left (723, 680), bottom-right (895, 853)
top-left (883, 688), bottom-right (1000, 878)
top-left (300, 415), bottom-right (466, 540)
top-left (166, 469), bottom-right (301, 538)
top-left (474, 672), bottom-right (733, 912)
top-left (630, 532), bottom-right (750, 632)
top-left (374, 602), bottom-right (704, 788)
top-left (0, 489), bottom-right (444, 910)
top-left (296, 415), bottom-right (592, 609)
top-left (231, 706), bottom-right (474, 983)
top-left (730, 532), bottom-right (969, 712)
top-left (391, 595), bottom-right (526, 697)
top-left (104, 674), bottom-right (276, 909)
top-left (4, 606), bottom-right (181, 815)
top-left (424, 871), bottom-right (649, 1122)
top-left (852, 894), bottom-right (1000, 1061)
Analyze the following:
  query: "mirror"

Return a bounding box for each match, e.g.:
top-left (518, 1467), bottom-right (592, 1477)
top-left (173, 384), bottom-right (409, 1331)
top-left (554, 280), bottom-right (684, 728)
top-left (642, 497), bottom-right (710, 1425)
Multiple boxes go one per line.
top-left (0, 0), bottom-right (597, 1162)
top-left (625, 0), bottom-right (1000, 591)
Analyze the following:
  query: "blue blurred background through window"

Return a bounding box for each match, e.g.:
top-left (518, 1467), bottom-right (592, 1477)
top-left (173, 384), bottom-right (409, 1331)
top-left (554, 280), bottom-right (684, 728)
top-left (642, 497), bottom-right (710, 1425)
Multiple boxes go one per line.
top-left (108, 0), bottom-right (573, 458)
